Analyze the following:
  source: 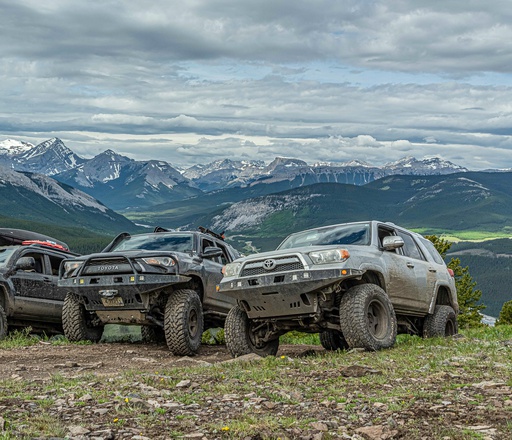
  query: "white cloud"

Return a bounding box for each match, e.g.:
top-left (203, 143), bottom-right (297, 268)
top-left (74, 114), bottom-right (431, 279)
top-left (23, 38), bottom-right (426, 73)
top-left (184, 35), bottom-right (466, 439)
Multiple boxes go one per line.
top-left (1, 1), bottom-right (512, 169)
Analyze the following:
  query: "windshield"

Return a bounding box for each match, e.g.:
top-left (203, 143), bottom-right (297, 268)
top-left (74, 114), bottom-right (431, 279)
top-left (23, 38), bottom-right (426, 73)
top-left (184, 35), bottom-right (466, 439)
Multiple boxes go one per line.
top-left (277, 223), bottom-right (370, 250)
top-left (0, 246), bottom-right (18, 267)
top-left (110, 233), bottom-right (194, 253)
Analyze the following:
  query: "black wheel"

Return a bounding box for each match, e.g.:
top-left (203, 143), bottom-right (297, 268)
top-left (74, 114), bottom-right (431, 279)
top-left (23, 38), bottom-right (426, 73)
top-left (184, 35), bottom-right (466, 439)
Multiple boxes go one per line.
top-left (320, 329), bottom-right (349, 351)
top-left (339, 284), bottom-right (397, 351)
top-left (423, 305), bottom-right (458, 338)
top-left (224, 305), bottom-right (279, 358)
top-left (141, 325), bottom-right (166, 344)
top-left (0, 304), bottom-right (7, 340)
top-left (164, 289), bottom-right (204, 356)
top-left (62, 293), bottom-right (103, 342)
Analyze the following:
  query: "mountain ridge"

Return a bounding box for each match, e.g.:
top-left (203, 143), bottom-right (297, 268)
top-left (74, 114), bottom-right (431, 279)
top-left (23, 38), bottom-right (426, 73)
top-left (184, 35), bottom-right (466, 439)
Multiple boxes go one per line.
top-left (1, 137), bottom-right (472, 212)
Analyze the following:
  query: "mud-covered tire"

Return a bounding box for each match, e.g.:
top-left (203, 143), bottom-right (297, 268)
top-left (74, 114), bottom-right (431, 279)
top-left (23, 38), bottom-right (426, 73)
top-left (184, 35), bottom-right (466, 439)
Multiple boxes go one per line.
top-left (320, 329), bottom-right (349, 351)
top-left (141, 325), bottom-right (166, 344)
top-left (0, 304), bottom-right (7, 340)
top-left (164, 289), bottom-right (204, 356)
top-left (62, 293), bottom-right (103, 342)
top-left (423, 305), bottom-right (458, 338)
top-left (339, 284), bottom-right (397, 351)
top-left (224, 305), bottom-right (279, 358)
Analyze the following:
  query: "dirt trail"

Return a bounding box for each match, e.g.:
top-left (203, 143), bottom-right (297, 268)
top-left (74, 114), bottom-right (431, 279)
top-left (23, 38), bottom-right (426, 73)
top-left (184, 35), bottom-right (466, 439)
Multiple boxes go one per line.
top-left (0, 341), bottom-right (321, 380)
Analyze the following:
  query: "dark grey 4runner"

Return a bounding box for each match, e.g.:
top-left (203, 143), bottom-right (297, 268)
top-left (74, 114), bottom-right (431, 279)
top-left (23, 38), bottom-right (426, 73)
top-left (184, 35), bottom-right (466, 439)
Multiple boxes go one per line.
top-left (0, 228), bottom-right (77, 339)
top-left (219, 221), bottom-right (458, 357)
top-left (58, 227), bottom-right (240, 355)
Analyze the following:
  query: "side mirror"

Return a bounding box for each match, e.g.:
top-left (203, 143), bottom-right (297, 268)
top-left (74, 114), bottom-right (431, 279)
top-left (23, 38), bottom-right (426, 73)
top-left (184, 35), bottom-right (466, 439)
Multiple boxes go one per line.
top-left (15, 256), bottom-right (36, 271)
top-left (382, 236), bottom-right (404, 251)
top-left (201, 246), bottom-right (223, 259)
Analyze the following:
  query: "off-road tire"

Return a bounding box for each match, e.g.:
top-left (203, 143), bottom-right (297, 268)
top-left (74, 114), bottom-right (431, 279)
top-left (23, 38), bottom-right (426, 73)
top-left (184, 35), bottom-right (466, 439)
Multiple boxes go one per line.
top-left (0, 304), bottom-right (7, 340)
top-left (339, 284), bottom-right (397, 351)
top-left (141, 325), bottom-right (166, 344)
top-left (423, 305), bottom-right (458, 338)
top-left (224, 305), bottom-right (279, 358)
top-left (62, 293), bottom-right (103, 342)
top-left (320, 329), bottom-right (349, 351)
top-left (164, 289), bottom-right (204, 356)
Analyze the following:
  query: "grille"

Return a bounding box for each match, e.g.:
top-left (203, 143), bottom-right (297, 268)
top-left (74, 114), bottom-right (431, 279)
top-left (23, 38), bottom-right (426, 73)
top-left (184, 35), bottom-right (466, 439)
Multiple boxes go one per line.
top-left (82, 257), bottom-right (134, 275)
top-left (241, 256), bottom-right (303, 277)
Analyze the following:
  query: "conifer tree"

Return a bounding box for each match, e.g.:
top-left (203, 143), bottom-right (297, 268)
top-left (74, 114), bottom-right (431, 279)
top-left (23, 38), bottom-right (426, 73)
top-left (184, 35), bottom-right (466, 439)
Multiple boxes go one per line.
top-left (496, 300), bottom-right (512, 326)
top-left (426, 235), bottom-right (485, 328)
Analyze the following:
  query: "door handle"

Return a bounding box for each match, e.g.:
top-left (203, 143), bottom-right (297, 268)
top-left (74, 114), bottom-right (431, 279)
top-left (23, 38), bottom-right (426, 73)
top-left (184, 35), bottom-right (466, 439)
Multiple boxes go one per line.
top-left (428, 267), bottom-right (437, 273)
top-left (406, 262), bottom-right (414, 268)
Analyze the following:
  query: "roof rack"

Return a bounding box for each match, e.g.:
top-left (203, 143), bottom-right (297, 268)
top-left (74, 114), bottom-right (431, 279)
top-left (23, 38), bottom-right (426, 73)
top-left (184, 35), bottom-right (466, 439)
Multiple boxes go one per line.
top-left (198, 226), bottom-right (225, 241)
top-left (22, 240), bottom-right (70, 252)
top-left (154, 226), bottom-right (171, 233)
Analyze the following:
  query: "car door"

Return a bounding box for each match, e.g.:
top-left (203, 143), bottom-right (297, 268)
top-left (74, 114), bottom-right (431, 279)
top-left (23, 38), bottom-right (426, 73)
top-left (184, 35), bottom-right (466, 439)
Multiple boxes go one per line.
top-left (200, 238), bottom-right (236, 311)
top-left (378, 226), bottom-right (430, 314)
top-left (393, 230), bottom-right (431, 313)
top-left (10, 250), bottom-right (62, 320)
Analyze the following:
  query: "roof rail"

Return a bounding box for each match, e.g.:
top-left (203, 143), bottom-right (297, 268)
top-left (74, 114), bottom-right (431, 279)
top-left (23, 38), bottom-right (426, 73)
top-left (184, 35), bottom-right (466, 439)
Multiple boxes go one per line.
top-left (198, 226), bottom-right (225, 241)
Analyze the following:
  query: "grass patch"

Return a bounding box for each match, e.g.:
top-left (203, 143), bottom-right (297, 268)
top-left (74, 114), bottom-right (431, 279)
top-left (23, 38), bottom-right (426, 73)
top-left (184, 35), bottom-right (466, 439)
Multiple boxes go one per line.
top-left (1, 326), bottom-right (512, 438)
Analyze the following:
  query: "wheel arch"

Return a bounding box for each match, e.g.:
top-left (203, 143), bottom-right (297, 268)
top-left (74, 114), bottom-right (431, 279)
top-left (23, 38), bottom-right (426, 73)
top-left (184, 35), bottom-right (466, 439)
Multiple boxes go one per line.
top-left (429, 284), bottom-right (458, 314)
top-left (0, 285), bottom-right (10, 315)
top-left (342, 270), bottom-right (386, 291)
top-left (173, 274), bottom-right (205, 302)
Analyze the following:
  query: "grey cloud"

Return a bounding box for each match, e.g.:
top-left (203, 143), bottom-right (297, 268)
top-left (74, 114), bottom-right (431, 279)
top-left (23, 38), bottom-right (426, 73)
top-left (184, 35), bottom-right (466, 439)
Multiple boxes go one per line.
top-left (2, 1), bottom-right (512, 170)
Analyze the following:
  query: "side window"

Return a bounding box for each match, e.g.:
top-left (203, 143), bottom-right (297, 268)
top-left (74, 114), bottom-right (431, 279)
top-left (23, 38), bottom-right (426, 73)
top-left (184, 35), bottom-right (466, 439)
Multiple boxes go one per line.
top-left (396, 232), bottom-right (425, 260)
top-left (214, 241), bottom-right (230, 265)
top-left (419, 237), bottom-right (445, 265)
top-left (201, 238), bottom-right (222, 264)
top-left (48, 254), bottom-right (65, 276)
top-left (202, 238), bottom-right (215, 252)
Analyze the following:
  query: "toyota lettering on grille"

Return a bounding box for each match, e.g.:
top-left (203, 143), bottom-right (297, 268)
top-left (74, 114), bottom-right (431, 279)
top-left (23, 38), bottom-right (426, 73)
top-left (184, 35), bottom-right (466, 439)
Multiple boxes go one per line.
top-left (263, 259), bottom-right (277, 271)
top-left (99, 265), bottom-right (119, 271)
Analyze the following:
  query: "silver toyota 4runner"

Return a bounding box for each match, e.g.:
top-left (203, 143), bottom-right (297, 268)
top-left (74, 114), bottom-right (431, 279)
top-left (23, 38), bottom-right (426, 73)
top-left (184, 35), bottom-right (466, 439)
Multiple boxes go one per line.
top-left (218, 221), bottom-right (458, 357)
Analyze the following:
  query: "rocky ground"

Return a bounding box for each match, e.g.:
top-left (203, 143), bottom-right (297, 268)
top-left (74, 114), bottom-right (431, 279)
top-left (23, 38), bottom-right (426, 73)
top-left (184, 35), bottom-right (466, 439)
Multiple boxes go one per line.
top-left (1, 339), bottom-right (511, 439)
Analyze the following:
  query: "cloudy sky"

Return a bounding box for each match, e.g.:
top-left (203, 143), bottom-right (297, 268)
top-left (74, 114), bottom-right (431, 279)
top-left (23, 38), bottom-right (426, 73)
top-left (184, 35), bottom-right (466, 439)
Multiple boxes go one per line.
top-left (2, 1), bottom-right (512, 170)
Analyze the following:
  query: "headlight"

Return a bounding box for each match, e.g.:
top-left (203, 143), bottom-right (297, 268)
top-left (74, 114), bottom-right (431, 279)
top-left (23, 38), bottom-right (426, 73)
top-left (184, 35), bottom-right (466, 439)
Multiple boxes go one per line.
top-left (141, 256), bottom-right (175, 267)
top-left (309, 249), bottom-right (350, 265)
top-left (222, 262), bottom-right (242, 277)
top-left (62, 261), bottom-right (84, 278)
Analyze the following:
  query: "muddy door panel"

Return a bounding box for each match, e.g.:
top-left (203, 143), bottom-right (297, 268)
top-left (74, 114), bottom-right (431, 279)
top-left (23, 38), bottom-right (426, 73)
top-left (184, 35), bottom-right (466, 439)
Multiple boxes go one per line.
top-left (381, 252), bottom-right (428, 313)
top-left (11, 272), bottom-right (61, 320)
top-left (201, 259), bottom-right (236, 311)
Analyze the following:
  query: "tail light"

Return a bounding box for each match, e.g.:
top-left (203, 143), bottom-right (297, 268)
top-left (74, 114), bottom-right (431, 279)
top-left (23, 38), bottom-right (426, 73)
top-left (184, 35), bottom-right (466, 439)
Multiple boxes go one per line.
top-left (448, 268), bottom-right (454, 277)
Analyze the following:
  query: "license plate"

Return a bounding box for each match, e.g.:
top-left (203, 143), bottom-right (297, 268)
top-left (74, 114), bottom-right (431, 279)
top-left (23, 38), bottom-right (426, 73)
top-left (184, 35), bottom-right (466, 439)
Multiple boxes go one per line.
top-left (101, 296), bottom-right (124, 307)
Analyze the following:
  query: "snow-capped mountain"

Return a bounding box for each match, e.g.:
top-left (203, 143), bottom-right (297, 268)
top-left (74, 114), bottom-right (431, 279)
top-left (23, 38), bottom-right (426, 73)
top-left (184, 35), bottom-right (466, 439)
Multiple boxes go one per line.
top-left (385, 156), bottom-right (468, 174)
top-left (55, 150), bottom-right (202, 210)
top-left (0, 137), bottom-right (84, 175)
top-left (0, 137), bottom-right (471, 212)
top-left (0, 139), bottom-right (34, 156)
top-left (0, 165), bottom-right (134, 232)
top-left (183, 159), bottom-right (265, 191)
top-left (185, 156), bottom-right (467, 190)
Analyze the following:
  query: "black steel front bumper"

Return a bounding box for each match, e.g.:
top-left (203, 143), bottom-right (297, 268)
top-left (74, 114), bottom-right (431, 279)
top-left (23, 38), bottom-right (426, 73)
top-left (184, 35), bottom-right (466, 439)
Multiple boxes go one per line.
top-left (58, 273), bottom-right (191, 312)
top-left (218, 267), bottom-right (363, 319)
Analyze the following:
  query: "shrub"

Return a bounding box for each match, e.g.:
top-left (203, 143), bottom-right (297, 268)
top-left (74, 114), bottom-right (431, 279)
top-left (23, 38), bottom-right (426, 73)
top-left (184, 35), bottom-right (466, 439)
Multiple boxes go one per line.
top-left (496, 300), bottom-right (512, 326)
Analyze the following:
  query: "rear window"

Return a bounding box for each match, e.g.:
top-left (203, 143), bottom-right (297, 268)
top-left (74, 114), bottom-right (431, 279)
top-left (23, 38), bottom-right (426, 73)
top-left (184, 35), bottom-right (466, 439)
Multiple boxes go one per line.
top-left (419, 237), bottom-right (445, 265)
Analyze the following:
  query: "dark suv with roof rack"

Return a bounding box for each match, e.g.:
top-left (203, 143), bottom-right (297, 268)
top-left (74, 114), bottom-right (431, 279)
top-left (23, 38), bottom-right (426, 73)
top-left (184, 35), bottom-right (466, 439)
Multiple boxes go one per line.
top-left (0, 228), bottom-right (77, 339)
top-left (58, 227), bottom-right (240, 356)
